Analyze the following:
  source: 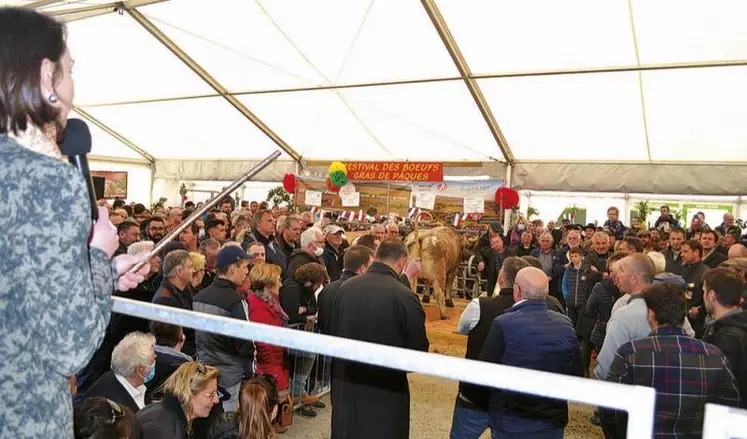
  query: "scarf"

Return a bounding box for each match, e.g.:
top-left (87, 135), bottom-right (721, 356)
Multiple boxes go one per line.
top-left (252, 289), bottom-right (289, 325)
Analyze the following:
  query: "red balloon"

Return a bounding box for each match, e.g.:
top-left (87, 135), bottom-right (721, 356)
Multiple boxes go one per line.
top-left (495, 187), bottom-right (520, 209)
top-left (326, 177), bottom-right (340, 193)
top-left (282, 173), bottom-right (296, 193)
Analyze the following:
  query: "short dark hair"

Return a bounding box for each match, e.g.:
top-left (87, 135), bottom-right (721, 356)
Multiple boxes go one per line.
top-left (149, 321), bottom-right (183, 348)
top-left (293, 263), bottom-right (329, 286)
top-left (683, 239), bottom-right (703, 257)
top-left (0, 8), bottom-right (67, 136)
top-left (180, 222), bottom-right (199, 235)
top-left (133, 203), bottom-right (147, 215)
top-left (122, 205), bottom-right (133, 216)
top-left (621, 236), bottom-right (644, 253)
top-left (117, 220), bottom-right (138, 235)
top-left (112, 199), bottom-right (125, 209)
top-left (703, 267), bottom-right (744, 308)
top-left (206, 219), bottom-right (225, 231)
top-left (184, 201), bottom-right (195, 209)
top-left (701, 230), bottom-right (720, 242)
top-left (343, 245), bottom-right (374, 272)
top-left (148, 216), bottom-right (165, 226)
top-left (375, 239), bottom-right (408, 263)
top-left (500, 257), bottom-right (530, 288)
top-left (669, 227), bottom-right (686, 237)
top-left (569, 247), bottom-right (584, 257)
top-left (181, 208), bottom-right (195, 222)
top-left (643, 282), bottom-right (687, 327)
top-left (356, 234), bottom-right (378, 250)
top-left (660, 205), bottom-right (670, 212)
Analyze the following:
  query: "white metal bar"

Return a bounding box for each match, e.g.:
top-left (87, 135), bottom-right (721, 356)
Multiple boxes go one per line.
top-left (703, 403), bottom-right (747, 438)
top-left (112, 297), bottom-right (655, 437)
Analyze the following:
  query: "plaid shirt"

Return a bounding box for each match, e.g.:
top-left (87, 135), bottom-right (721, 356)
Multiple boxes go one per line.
top-left (602, 326), bottom-right (741, 439)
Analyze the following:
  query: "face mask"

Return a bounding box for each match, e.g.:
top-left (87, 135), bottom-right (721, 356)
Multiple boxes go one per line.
top-left (198, 229), bottom-right (206, 240)
top-left (313, 246), bottom-right (324, 257)
top-left (143, 363), bottom-right (156, 383)
top-left (517, 224), bottom-right (526, 231)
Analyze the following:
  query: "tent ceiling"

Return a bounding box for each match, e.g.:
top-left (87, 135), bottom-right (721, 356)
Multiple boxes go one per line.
top-left (6, 0), bottom-right (747, 171)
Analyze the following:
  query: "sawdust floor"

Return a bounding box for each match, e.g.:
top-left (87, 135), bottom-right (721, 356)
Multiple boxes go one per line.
top-left (283, 298), bottom-right (604, 438)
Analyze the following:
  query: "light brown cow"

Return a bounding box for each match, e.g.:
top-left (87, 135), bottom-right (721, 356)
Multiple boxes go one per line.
top-left (405, 226), bottom-right (462, 319)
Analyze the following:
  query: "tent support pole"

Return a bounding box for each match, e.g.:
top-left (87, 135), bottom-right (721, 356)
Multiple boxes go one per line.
top-left (421, 0), bottom-right (514, 164)
top-left (503, 164), bottom-right (513, 232)
top-left (75, 107), bottom-right (155, 163)
top-left (125, 7), bottom-right (304, 165)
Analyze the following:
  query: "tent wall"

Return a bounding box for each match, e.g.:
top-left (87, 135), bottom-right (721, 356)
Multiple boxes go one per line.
top-left (154, 159), bottom-right (298, 183)
top-left (89, 159), bottom-right (153, 205)
top-left (512, 163), bottom-right (746, 195)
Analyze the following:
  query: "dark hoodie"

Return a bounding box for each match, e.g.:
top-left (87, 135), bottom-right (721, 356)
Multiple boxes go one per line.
top-left (702, 309), bottom-right (747, 408)
top-left (206, 412), bottom-right (238, 439)
top-left (586, 278), bottom-right (621, 348)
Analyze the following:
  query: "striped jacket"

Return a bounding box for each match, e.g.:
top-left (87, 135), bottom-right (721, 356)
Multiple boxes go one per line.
top-left (602, 326), bottom-right (741, 439)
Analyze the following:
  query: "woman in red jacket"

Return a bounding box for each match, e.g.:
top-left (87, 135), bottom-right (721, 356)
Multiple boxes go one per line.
top-left (247, 263), bottom-right (290, 404)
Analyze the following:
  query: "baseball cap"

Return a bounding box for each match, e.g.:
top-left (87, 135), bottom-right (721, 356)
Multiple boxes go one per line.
top-left (216, 246), bottom-right (250, 269)
top-left (324, 225), bottom-right (344, 235)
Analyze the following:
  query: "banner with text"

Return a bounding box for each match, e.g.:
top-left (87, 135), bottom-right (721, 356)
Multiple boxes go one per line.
top-left (346, 162), bottom-right (443, 182)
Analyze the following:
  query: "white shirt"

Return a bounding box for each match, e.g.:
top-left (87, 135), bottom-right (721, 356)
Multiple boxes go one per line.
top-left (114, 373), bottom-right (147, 410)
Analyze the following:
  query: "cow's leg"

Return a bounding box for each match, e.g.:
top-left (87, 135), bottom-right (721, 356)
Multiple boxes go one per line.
top-left (445, 271), bottom-right (456, 308)
top-left (421, 282), bottom-right (431, 303)
top-left (433, 277), bottom-right (448, 319)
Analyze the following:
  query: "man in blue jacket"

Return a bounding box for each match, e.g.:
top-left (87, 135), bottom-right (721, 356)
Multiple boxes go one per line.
top-left (479, 267), bottom-right (584, 439)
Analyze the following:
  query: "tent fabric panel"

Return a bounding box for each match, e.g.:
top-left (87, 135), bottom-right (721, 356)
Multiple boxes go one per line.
top-left (65, 12), bottom-right (213, 106)
top-left (139, 0), bottom-right (327, 93)
top-left (154, 159), bottom-right (297, 183)
top-left (339, 81), bottom-right (503, 161)
top-left (239, 90), bottom-right (392, 161)
top-left (478, 73), bottom-right (649, 161)
top-left (436, 0), bottom-right (636, 75)
top-left (70, 109), bottom-right (146, 160)
top-left (643, 66), bottom-right (747, 162)
top-left (81, 97), bottom-right (284, 160)
top-left (632, 0), bottom-right (747, 65)
top-left (255, 0), bottom-right (459, 85)
top-left (513, 163), bottom-right (745, 195)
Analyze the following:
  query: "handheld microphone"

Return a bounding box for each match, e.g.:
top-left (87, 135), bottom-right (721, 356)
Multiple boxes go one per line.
top-left (60, 118), bottom-right (98, 221)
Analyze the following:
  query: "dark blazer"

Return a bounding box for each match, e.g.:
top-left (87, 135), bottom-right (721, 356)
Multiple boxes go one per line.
top-left (86, 370), bottom-right (150, 415)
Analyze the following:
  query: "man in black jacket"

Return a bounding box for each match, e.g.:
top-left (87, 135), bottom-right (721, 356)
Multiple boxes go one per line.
top-left (286, 226), bottom-right (326, 279)
top-left (323, 225), bottom-right (345, 281)
top-left (664, 228), bottom-right (686, 275)
top-left (332, 240), bottom-right (429, 439)
top-left (474, 234), bottom-right (515, 297)
top-left (241, 209), bottom-right (285, 274)
top-left (153, 250), bottom-right (197, 356)
top-left (318, 245), bottom-right (374, 336)
top-left (681, 240), bottom-right (710, 337)
top-left (193, 246), bottom-right (254, 412)
top-left (702, 267), bottom-right (747, 408)
top-left (701, 230), bottom-right (728, 268)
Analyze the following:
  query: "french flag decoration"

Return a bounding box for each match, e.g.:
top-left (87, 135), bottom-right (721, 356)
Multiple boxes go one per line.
top-left (340, 210), bottom-right (348, 220)
top-left (408, 207), bottom-right (420, 219)
top-left (358, 209), bottom-right (364, 222)
top-left (310, 206), bottom-right (317, 218)
top-left (453, 212), bottom-right (469, 227)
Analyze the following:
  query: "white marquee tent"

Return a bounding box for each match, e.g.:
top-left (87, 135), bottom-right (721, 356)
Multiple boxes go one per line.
top-left (7, 0), bottom-right (747, 203)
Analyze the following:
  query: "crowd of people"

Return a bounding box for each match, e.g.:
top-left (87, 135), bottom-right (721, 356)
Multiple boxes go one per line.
top-left (65, 194), bottom-right (428, 439)
top-left (455, 205), bottom-right (747, 438)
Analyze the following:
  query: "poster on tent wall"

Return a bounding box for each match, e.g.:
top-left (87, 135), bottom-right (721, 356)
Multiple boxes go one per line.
top-left (91, 171), bottom-right (128, 199)
top-left (411, 180), bottom-right (504, 219)
top-left (295, 178), bottom-right (400, 215)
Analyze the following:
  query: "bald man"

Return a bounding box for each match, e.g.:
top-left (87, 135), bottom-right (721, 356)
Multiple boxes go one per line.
top-left (728, 244), bottom-right (747, 260)
top-left (479, 267), bottom-right (583, 438)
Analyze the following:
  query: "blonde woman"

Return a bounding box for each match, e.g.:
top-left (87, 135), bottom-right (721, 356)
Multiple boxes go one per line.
top-left (137, 362), bottom-right (220, 439)
top-left (189, 252), bottom-right (206, 289)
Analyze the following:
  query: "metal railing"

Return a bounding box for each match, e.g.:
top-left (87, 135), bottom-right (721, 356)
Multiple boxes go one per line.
top-left (112, 297), bottom-right (657, 437)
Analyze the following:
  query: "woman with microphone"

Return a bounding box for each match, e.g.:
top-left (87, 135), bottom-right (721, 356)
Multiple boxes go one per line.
top-left (0, 7), bottom-right (150, 438)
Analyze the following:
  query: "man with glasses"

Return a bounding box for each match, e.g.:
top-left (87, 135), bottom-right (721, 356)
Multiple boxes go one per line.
top-left (86, 332), bottom-right (156, 414)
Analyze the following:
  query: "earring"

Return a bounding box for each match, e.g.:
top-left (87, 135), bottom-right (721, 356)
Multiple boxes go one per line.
top-left (49, 94), bottom-right (58, 103)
